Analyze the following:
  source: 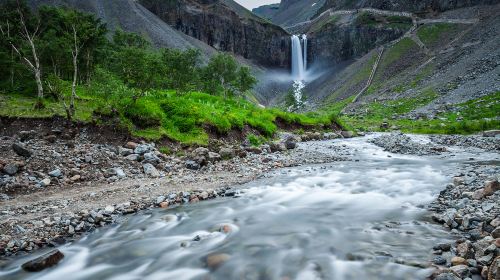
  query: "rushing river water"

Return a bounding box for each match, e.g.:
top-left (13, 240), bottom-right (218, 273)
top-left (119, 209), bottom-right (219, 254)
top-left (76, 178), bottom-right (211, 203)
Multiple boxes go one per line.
top-left (4, 135), bottom-right (493, 280)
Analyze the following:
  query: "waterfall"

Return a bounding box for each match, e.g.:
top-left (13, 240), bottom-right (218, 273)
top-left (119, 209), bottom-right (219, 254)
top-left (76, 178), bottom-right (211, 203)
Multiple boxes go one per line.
top-left (291, 35), bottom-right (307, 80)
top-left (302, 34), bottom-right (307, 72)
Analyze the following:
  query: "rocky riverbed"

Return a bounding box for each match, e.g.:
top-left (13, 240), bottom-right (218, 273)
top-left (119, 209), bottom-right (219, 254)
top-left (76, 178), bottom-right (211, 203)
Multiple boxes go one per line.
top-left (370, 132), bottom-right (500, 280)
top-left (0, 123), bottom-right (349, 258)
top-left (1, 130), bottom-right (499, 280)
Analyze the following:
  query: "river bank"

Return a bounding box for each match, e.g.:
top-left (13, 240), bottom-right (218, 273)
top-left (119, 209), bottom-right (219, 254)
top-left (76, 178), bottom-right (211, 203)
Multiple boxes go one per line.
top-left (0, 129), bottom-right (499, 279)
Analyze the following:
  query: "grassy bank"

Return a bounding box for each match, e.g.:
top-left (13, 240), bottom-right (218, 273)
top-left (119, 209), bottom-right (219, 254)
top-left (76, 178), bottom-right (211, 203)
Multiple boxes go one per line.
top-left (0, 89), bottom-right (338, 145)
top-left (333, 91), bottom-right (500, 135)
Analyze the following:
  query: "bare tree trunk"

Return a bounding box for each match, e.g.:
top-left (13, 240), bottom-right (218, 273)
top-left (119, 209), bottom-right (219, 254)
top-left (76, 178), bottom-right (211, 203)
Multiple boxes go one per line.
top-left (70, 25), bottom-right (79, 118)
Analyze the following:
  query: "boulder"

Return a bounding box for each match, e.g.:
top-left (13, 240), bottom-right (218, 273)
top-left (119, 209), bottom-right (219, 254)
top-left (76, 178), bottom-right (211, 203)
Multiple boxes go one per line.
top-left (207, 152), bottom-right (221, 162)
top-left (48, 169), bottom-right (62, 178)
top-left (219, 147), bottom-right (235, 159)
top-left (185, 160), bottom-right (200, 170)
top-left (492, 227), bottom-right (500, 239)
top-left (134, 144), bottom-right (151, 155)
top-left (449, 265), bottom-right (470, 278)
top-left (21, 249), bottom-right (64, 272)
top-left (3, 163), bottom-right (19, 175)
top-left (205, 253), bottom-right (230, 270)
top-left (284, 137), bottom-right (297, 150)
top-left (12, 143), bottom-right (32, 157)
top-left (269, 142), bottom-right (286, 152)
top-left (143, 152), bottom-right (160, 164)
top-left (125, 142), bottom-right (138, 149)
top-left (143, 163), bottom-right (159, 177)
top-left (483, 130), bottom-right (500, 137)
top-left (340, 131), bottom-right (354, 138)
top-left (483, 180), bottom-right (500, 197)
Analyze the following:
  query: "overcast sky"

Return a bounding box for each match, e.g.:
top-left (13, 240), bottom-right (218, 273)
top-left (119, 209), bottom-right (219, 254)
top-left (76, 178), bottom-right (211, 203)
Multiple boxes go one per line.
top-left (234, 0), bottom-right (280, 10)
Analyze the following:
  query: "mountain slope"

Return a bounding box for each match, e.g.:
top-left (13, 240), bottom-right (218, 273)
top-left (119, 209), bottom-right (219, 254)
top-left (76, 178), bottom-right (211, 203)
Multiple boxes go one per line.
top-left (139, 0), bottom-right (291, 67)
top-left (253, 0), bottom-right (326, 27)
top-left (25, 0), bottom-right (217, 60)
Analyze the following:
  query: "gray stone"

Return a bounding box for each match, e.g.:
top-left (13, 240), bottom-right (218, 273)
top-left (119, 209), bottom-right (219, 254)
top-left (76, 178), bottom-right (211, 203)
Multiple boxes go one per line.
top-left (219, 147), bottom-right (235, 159)
top-left (482, 130), bottom-right (500, 137)
top-left (192, 147), bottom-right (209, 158)
top-left (119, 147), bottom-right (133, 156)
top-left (134, 144), bottom-right (151, 155)
top-left (449, 265), bottom-right (470, 278)
top-left (143, 152), bottom-right (160, 164)
top-left (492, 227), bottom-right (500, 238)
top-left (269, 142), bottom-right (286, 152)
top-left (12, 143), bottom-right (32, 157)
top-left (143, 163), bottom-right (159, 177)
top-left (125, 154), bottom-right (140, 161)
top-left (340, 131), bottom-right (354, 138)
top-left (185, 160), bottom-right (200, 170)
top-left (3, 163), bottom-right (19, 175)
top-left (48, 169), bottom-right (62, 178)
top-left (40, 178), bottom-right (51, 187)
top-left (207, 152), bottom-right (221, 162)
top-left (113, 168), bottom-right (126, 179)
top-left (156, 195), bottom-right (165, 204)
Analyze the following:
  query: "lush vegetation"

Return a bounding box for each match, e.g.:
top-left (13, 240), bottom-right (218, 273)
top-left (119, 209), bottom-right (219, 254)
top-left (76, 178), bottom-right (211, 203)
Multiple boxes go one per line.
top-left (0, 0), bottom-right (337, 145)
top-left (355, 12), bottom-right (412, 29)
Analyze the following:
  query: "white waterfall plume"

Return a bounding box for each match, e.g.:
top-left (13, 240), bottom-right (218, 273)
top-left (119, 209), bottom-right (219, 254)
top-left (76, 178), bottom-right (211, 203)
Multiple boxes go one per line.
top-left (291, 34), bottom-right (307, 80)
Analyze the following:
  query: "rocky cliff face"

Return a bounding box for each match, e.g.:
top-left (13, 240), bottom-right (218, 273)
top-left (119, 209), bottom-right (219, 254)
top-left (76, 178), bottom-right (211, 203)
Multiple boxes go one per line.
top-left (308, 25), bottom-right (405, 66)
top-left (317, 0), bottom-right (498, 15)
top-left (139, 0), bottom-right (291, 68)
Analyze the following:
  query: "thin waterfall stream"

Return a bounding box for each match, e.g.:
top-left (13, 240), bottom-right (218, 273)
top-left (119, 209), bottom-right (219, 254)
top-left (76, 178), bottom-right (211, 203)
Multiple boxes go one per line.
top-left (291, 34), bottom-right (308, 106)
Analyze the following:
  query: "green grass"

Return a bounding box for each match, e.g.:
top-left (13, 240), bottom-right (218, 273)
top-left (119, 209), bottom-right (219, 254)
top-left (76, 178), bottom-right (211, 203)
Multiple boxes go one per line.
top-left (1, 89), bottom-right (337, 145)
top-left (335, 91), bottom-right (499, 134)
top-left (356, 12), bottom-right (412, 29)
top-left (417, 23), bottom-right (456, 46)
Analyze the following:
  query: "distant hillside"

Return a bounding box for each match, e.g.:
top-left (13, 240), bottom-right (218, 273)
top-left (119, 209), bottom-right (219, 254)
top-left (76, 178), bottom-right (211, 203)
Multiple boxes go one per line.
top-left (25, 0), bottom-right (217, 61)
top-left (252, 3), bottom-right (280, 20)
top-left (253, 0), bottom-right (326, 27)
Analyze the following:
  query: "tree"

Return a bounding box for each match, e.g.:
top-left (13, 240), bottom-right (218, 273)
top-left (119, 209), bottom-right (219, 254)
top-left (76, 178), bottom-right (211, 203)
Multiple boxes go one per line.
top-left (38, 6), bottom-right (106, 119)
top-left (0, 0), bottom-right (44, 107)
top-left (201, 53), bottom-right (257, 98)
top-left (162, 48), bottom-right (201, 93)
top-left (113, 29), bottom-right (150, 49)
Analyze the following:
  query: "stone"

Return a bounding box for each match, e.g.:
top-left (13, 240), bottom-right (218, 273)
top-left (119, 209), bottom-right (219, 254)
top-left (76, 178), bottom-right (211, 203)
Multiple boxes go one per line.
top-left (119, 147), bottom-right (133, 156)
top-left (207, 152), bottom-right (221, 162)
top-left (449, 265), bottom-right (470, 278)
top-left (433, 256), bottom-right (447, 265)
top-left (219, 147), bottom-right (235, 159)
top-left (125, 142), bottom-right (138, 149)
top-left (143, 152), bottom-right (160, 164)
top-left (491, 218), bottom-right (500, 228)
top-left (340, 131), bottom-right (354, 138)
top-left (451, 256), bottom-right (467, 266)
top-left (269, 142), bottom-right (286, 152)
top-left (113, 168), bottom-right (126, 179)
top-left (205, 253), bottom-right (230, 269)
top-left (70, 175), bottom-right (81, 182)
top-left (185, 160), bottom-right (200, 170)
top-left (159, 201), bottom-right (169, 208)
top-left (472, 189), bottom-right (484, 200)
top-left (456, 241), bottom-right (473, 259)
top-left (48, 169), bottom-right (62, 178)
top-left (104, 205), bottom-right (115, 214)
top-left (125, 154), bottom-right (140, 161)
top-left (156, 195), bottom-right (166, 204)
top-left (3, 163), bottom-right (19, 175)
top-left (284, 138), bottom-right (297, 150)
top-left (453, 176), bottom-right (465, 186)
top-left (492, 227), bottom-right (500, 239)
top-left (21, 249), bottom-right (64, 272)
top-left (483, 180), bottom-right (500, 197)
top-left (200, 191), bottom-right (209, 200)
top-left (483, 130), bottom-right (500, 137)
top-left (143, 163), bottom-right (159, 177)
top-left (40, 178), bottom-right (51, 187)
top-left (134, 144), bottom-right (151, 155)
top-left (434, 243), bottom-right (452, 251)
top-left (12, 143), bottom-right (32, 157)
top-left (192, 147), bottom-right (209, 158)
top-left (45, 135), bottom-right (57, 143)
top-left (434, 273), bottom-right (460, 280)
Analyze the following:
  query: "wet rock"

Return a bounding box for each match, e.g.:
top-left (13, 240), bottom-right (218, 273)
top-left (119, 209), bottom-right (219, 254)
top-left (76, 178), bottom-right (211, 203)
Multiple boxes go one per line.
top-left (156, 195), bottom-right (165, 204)
top-left (48, 169), bottom-right (62, 178)
top-left (21, 249), bottom-right (64, 272)
top-left (12, 143), bottom-right (32, 157)
top-left (159, 201), bottom-right (169, 208)
top-left (205, 253), bottom-right (230, 269)
top-left (433, 256), bottom-right (447, 265)
top-left (434, 272), bottom-right (460, 280)
top-left (449, 265), bottom-right (470, 278)
top-left (119, 147), bottom-right (133, 156)
top-left (285, 138), bottom-right (297, 150)
top-left (451, 256), bottom-right (467, 266)
top-left (143, 163), bottom-right (159, 177)
top-left (434, 243), bottom-right (452, 251)
top-left (492, 227), bottom-right (500, 238)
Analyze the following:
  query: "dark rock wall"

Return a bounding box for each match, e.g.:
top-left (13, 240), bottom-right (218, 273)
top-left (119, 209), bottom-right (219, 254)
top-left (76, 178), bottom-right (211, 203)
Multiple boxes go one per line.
top-left (140, 0), bottom-right (291, 68)
top-left (317, 0), bottom-right (499, 15)
top-left (308, 24), bottom-right (406, 66)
